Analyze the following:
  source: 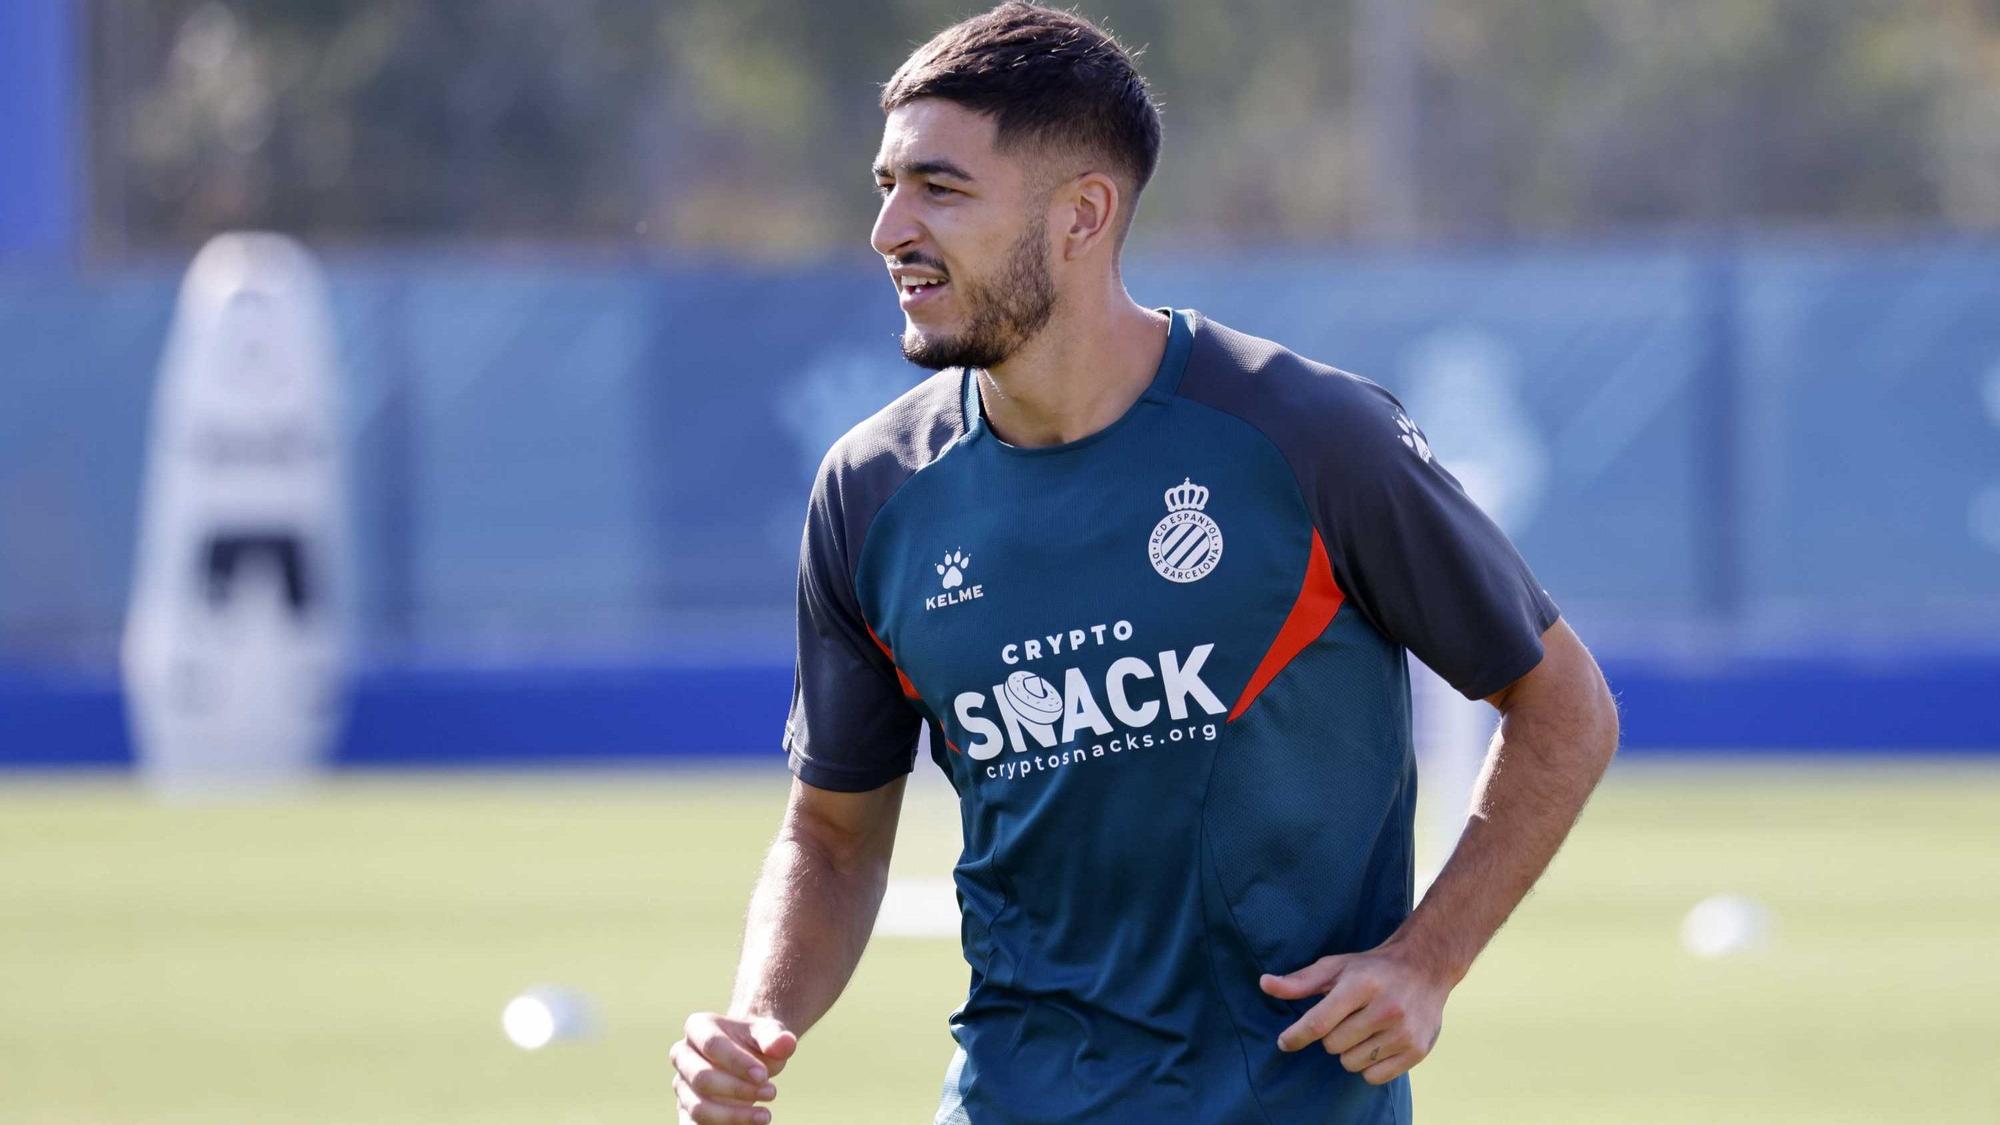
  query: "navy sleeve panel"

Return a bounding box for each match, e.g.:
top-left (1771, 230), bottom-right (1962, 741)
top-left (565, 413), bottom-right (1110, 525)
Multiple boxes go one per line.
top-left (784, 370), bottom-right (967, 791)
top-left (1179, 315), bottom-right (1560, 700)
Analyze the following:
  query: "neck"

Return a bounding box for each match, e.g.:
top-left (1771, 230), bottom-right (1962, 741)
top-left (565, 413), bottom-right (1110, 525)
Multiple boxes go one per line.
top-left (976, 285), bottom-right (1171, 448)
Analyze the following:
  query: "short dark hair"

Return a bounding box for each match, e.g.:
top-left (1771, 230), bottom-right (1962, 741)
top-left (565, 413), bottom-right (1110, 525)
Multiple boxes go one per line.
top-left (882, 3), bottom-right (1162, 204)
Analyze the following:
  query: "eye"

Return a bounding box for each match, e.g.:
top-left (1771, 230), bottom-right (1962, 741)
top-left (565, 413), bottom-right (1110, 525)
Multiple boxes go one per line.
top-left (925, 182), bottom-right (957, 198)
top-left (873, 181), bottom-right (894, 198)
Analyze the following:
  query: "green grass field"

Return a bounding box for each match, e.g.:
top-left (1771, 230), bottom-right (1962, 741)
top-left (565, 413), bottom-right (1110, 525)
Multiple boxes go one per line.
top-left (3, 760), bottom-right (1997, 1124)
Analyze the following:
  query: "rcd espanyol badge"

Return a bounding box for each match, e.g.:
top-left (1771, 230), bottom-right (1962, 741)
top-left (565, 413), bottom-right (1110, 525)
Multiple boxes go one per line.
top-left (1148, 477), bottom-right (1223, 583)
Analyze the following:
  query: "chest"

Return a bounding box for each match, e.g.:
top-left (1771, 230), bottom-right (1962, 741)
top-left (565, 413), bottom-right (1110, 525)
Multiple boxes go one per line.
top-left (858, 423), bottom-right (1317, 775)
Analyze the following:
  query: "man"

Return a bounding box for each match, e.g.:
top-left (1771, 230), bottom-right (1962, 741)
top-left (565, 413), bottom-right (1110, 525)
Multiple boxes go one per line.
top-left (672, 4), bottom-right (1620, 1122)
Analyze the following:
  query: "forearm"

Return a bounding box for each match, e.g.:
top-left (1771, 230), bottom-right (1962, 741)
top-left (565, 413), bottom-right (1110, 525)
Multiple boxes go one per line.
top-left (1388, 645), bottom-right (1618, 983)
top-left (728, 811), bottom-right (894, 1035)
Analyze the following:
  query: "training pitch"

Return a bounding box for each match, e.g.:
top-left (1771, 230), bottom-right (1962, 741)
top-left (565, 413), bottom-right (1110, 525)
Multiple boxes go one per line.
top-left (2, 759), bottom-right (1996, 1124)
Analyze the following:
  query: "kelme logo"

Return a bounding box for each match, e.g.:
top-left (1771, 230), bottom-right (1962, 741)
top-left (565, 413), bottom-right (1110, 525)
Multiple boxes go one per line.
top-left (926, 548), bottom-right (983, 611)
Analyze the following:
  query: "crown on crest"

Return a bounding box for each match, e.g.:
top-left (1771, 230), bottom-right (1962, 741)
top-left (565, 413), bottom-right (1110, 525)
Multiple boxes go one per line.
top-left (1164, 477), bottom-right (1209, 512)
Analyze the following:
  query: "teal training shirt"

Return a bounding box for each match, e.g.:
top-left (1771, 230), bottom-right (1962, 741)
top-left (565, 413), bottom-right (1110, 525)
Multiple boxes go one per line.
top-left (784, 309), bottom-right (1560, 1124)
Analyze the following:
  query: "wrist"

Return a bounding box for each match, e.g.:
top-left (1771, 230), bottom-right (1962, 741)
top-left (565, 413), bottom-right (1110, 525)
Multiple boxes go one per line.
top-left (1380, 925), bottom-right (1471, 989)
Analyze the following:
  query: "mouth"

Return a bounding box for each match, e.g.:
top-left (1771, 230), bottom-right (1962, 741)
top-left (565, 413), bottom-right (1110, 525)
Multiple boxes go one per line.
top-left (897, 275), bottom-right (950, 312)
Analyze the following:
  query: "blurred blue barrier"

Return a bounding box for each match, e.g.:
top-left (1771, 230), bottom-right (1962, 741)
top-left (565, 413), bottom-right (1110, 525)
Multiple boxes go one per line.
top-left (6, 652), bottom-right (1998, 767)
top-left (3, 237), bottom-right (1998, 759)
top-left (0, 2), bottom-right (77, 261)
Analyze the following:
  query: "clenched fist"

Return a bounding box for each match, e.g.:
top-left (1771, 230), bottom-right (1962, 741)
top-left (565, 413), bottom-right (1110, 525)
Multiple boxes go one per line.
top-left (670, 1012), bottom-right (798, 1125)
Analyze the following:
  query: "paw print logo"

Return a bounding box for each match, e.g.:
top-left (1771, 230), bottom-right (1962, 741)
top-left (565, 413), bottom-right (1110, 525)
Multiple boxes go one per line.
top-left (1396, 412), bottom-right (1433, 463)
top-left (936, 549), bottom-right (971, 589)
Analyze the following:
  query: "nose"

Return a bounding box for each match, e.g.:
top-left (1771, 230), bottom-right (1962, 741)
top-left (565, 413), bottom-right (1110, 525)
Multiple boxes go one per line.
top-left (870, 186), bottom-right (923, 259)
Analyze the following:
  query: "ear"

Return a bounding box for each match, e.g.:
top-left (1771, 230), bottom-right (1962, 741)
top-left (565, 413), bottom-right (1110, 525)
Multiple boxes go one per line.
top-left (1056, 171), bottom-right (1123, 262)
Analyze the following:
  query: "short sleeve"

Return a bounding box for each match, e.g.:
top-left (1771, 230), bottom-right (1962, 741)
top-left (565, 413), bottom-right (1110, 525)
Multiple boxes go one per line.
top-left (1317, 385), bottom-right (1560, 700)
top-left (783, 459), bottom-right (923, 792)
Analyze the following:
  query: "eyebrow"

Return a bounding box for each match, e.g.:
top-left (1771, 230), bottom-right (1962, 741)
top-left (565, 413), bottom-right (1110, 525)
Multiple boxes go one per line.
top-left (871, 158), bottom-right (977, 183)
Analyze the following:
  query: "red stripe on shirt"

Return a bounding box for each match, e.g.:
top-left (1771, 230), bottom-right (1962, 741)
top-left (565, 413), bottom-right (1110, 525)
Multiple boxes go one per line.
top-left (1229, 529), bottom-right (1345, 722)
top-left (867, 623), bottom-right (961, 754)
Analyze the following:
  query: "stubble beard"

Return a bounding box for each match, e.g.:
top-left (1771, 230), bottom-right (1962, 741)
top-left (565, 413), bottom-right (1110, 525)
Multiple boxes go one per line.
top-left (899, 215), bottom-right (1057, 372)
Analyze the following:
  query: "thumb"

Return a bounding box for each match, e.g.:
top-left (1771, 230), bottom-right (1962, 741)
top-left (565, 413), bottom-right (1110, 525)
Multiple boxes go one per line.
top-left (1259, 955), bottom-right (1347, 1000)
top-left (749, 1017), bottom-right (798, 1060)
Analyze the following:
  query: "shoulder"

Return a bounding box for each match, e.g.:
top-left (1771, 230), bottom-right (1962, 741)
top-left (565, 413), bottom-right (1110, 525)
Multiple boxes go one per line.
top-left (809, 368), bottom-right (967, 547)
top-left (820, 368), bottom-right (965, 483)
top-left (1177, 313), bottom-right (1411, 469)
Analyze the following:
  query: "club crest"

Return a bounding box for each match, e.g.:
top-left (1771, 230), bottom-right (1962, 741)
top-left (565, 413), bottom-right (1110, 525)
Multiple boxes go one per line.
top-left (1147, 478), bottom-right (1223, 583)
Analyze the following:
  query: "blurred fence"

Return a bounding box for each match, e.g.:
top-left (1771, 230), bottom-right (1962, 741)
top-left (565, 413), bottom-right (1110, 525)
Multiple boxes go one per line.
top-left (4, 236), bottom-right (1999, 763)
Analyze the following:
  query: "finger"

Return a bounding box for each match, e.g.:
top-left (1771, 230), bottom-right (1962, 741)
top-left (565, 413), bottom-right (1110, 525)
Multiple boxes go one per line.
top-left (688, 1063), bottom-right (778, 1105)
top-left (690, 1102), bottom-right (771, 1125)
top-left (673, 1040), bottom-right (775, 1102)
top-left (1277, 980), bottom-right (1370, 1052)
top-left (748, 1018), bottom-right (799, 1063)
top-left (1337, 1027), bottom-right (1408, 1074)
top-left (675, 1079), bottom-right (772, 1125)
top-left (1362, 1050), bottom-right (1417, 1086)
top-left (1320, 1001), bottom-right (1398, 1057)
top-left (1259, 955), bottom-right (1348, 1000)
top-left (673, 1076), bottom-right (708, 1119)
top-left (685, 1015), bottom-right (770, 1082)
top-left (670, 1040), bottom-right (711, 1083)
top-left (675, 1075), bottom-right (696, 1115)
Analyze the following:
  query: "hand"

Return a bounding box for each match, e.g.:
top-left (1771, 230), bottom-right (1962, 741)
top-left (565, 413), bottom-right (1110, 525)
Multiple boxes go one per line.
top-left (1258, 942), bottom-right (1451, 1086)
top-left (670, 1012), bottom-right (798, 1124)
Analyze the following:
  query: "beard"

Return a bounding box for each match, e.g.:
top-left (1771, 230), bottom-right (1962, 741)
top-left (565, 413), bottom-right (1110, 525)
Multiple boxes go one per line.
top-left (898, 215), bottom-right (1057, 371)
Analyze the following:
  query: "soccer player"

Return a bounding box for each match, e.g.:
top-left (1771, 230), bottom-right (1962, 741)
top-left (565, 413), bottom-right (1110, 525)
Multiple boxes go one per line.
top-left (671, 4), bottom-right (1620, 1122)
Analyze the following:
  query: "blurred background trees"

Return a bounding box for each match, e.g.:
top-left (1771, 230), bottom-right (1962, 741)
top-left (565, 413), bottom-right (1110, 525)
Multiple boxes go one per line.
top-left (86, 0), bottom-right (2000, 257)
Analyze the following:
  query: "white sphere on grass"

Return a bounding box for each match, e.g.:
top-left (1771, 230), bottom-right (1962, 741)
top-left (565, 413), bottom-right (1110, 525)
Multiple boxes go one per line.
top-left (502, 986), bottom-right (599, 1050)
top-left (1680, 894), bottom-right (1773, 958)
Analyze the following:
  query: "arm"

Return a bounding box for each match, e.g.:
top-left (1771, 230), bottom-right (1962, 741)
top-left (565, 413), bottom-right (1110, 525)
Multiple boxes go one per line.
top-left (1260, 618), bottom-right (1619, 1083)
top-left (733, 775), bottom-right (906, 1029)
top-left (1391, 617), bottom-right (1619, 984)
top-left (672, 776), bottom-right (906, 1124)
